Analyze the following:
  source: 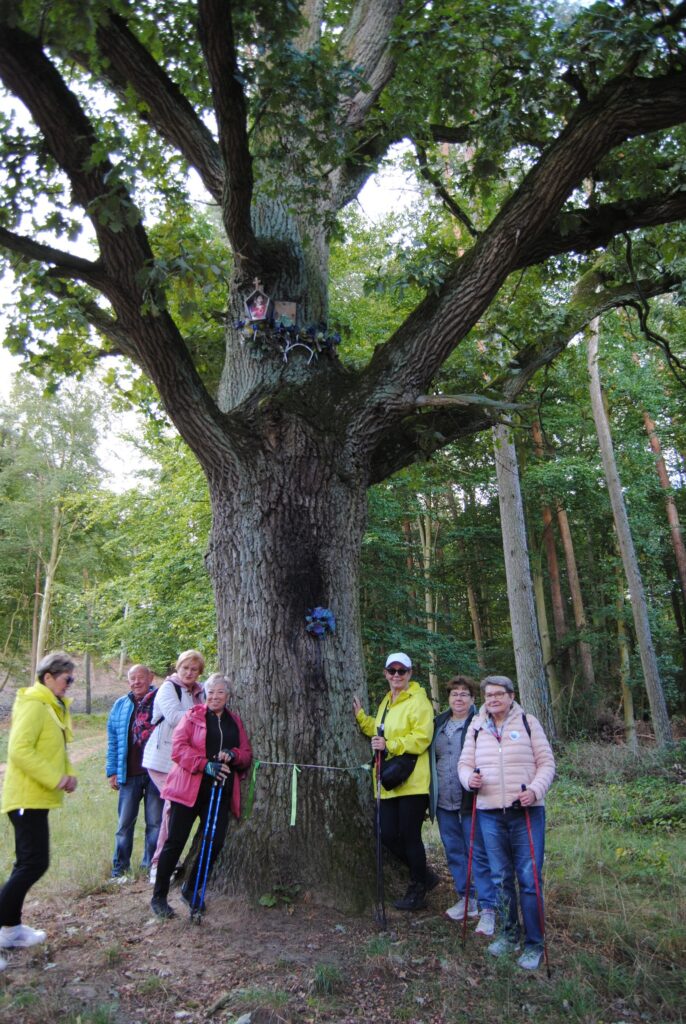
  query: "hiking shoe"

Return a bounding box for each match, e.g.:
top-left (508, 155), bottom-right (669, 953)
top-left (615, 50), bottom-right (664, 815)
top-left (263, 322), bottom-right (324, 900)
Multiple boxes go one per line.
top-left (475, 908), bottom-right (496, 936)
top-left (517, 947), bottom-right (543, 970)
top-left (150, 897), bottom-right (175, 919)
top-left (488, 935), bottom-right (519, 957)
top-left (0, 924), bottom-right (47, 948)
top-left (108, 874), bottom-right (129, 885)
top-left (180, 889), bottom-right (206, 914)
top-left (425, 867), bottom-right (440, 892)
top-left (393, 883), bottom-right (427, 912)
top-left (444, 897), bottom-right (478, 921)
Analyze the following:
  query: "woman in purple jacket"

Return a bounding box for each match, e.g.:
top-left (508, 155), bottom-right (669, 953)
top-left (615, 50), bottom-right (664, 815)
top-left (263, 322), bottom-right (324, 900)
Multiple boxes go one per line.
top-left (150, 674), bottom-right (252, 919)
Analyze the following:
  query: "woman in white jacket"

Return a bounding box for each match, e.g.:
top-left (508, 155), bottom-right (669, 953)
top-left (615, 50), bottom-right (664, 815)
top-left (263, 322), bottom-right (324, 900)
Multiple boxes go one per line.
top-left (458, 675), bottom-right (555, 971)
top-left (143, 650), bottom-right (205, 880)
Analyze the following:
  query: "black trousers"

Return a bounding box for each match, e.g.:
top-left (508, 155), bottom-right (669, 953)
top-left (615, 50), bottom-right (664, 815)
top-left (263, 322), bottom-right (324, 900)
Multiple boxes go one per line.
top-left (153, 780), bottom-right (231, 900)
top-left (379, 794), bottom-right (428, 885)
top-left (0, 809), bottom-right (50, 926)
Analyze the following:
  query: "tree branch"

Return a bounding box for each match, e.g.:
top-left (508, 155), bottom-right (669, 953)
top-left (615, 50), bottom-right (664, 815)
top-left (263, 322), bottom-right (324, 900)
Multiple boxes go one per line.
top-left (415, 143), bottom-right (479, 238)
top-left (197, 0), bottom-right (258, 269)
top-left (0, 227), bottom-right (103, 285)
top-left (517, 192), bottom-right (686, 269)
top-left (347, 68), bottom-right (686, 461)
top-left (339, 0), bottom-right (406, 131)
top-left (92, 11), bottom-right (224, 204)
top-left (369, 269), bottom-right (682, 480)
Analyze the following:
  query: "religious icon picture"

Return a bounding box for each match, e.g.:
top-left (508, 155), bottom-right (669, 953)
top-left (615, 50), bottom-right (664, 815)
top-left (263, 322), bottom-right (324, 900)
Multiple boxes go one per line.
top-left (245, 283), bottom-right (272, 321)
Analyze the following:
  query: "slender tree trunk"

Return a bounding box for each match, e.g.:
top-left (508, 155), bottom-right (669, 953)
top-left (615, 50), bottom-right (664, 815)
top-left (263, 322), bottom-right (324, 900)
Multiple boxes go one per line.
top-left (118, 603), bottom-right (129, 678)
top-left (445, 487), bottom-right (486, 670)
top-left (493, 423), bottom-right (555, 736)
top-left (530, 527), bottom-right (562, 725)
top-left (35, 506), bottom-right (63, 668)
top-left (587, 319), bottom-right (672, 746)
top-left (208, 441), bottom-right (374, 905)
top-left (30, 557), bottom-right (40, 681)
top-left (615, 561), bottom-right (638, 753)
top-left (531, 421), bottom-right (572, 688)
top-left (84, 651), bottom-right (92, 715)
top-left (642, 410), bottom-right (686, 605)
top-left (417, 510), bottom-right (440, 707)
top-left (556, 502), bottom-right (596, 695)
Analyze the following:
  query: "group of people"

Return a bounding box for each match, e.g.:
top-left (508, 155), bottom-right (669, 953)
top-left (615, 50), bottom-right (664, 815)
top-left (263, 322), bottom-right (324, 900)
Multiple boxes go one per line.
top-left (0, 649), bottom-right (252, 970)
top-left (354, 652), bottom-right (555, 971)
top-left (0, 646), bottom-right (554, 973)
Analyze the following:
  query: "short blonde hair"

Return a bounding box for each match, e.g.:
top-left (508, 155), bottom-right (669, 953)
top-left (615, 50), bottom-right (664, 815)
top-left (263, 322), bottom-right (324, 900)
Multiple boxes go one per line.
top-left (176, 649), bottom-right (205, 672)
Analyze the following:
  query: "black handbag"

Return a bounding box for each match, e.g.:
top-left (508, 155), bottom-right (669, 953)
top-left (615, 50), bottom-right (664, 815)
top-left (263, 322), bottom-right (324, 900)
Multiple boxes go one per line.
top-left (380, 751), bottom-right (418, 789)
top-left (377, 699), bottom-right (418, 789)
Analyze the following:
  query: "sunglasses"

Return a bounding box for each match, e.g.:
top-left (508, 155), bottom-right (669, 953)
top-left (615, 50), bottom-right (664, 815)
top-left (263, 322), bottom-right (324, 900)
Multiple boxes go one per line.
top-left (386, 667), bottom-right (409, 676)
top-left (65, 675), bottom-right (75, 686)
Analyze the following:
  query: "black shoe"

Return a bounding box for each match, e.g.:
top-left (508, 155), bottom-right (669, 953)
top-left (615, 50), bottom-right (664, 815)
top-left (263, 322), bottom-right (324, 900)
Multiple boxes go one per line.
top-left (425, 867), bottom-right (440, 892)
top-left (151, 896), bottom-right (175, 919)
top-left (180, 889), bottom-right (206, 914)
top-left (393, 883), bottom-right (427, 911)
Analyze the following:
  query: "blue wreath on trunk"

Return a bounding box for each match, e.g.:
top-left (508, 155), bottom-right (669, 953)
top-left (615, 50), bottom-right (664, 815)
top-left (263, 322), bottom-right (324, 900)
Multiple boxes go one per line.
top-left (305, 607), bottom-right (336, 637)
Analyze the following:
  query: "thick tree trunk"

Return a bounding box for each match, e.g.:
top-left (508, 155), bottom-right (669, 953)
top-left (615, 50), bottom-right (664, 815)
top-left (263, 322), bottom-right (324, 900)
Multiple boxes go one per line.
top-left (206, 436), bottom-right (375, 906)
top-left (493, 423), bottom-right (555, 736)
top-left (587, 319), bottom-right (672, 746)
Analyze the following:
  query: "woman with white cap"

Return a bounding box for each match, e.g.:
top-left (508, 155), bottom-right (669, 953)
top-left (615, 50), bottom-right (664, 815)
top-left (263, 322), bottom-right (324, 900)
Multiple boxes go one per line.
top-left (353, 652), bottom-right (434, 911)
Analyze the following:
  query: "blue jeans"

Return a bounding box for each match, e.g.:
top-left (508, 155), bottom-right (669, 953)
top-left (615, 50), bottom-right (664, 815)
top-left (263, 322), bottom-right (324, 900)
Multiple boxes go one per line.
top-left (112, 773), bottom-right (163, 875)
top-left (479, 805), bottom-right (546, 949)
top-left (436, 806), bottom-right (496, 909)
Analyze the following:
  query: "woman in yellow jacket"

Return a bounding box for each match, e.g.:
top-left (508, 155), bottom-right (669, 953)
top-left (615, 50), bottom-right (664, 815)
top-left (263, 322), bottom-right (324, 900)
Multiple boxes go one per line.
top-left (0, 652), bottom-right (78, 963)
top-left (353, 652), bottom-right (435, 911)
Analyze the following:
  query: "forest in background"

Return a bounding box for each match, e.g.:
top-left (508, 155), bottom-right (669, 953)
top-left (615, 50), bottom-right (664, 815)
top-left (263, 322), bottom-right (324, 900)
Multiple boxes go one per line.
top-left (2, 197), bottom-right (685, 741)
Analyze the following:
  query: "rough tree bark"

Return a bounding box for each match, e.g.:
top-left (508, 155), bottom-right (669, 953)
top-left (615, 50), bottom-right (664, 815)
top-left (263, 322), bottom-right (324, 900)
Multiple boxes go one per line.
top-left (587, 318), bottom-right (672, 746)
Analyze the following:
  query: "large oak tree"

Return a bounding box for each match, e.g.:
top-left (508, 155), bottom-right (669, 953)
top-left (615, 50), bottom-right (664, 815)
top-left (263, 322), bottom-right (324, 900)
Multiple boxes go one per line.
top-left (1, 0), bottom-right (684, 900)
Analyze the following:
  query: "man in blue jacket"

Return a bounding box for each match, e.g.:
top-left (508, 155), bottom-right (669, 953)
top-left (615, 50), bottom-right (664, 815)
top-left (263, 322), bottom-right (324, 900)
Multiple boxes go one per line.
top-left (105, 665), bottom-right (162, 881)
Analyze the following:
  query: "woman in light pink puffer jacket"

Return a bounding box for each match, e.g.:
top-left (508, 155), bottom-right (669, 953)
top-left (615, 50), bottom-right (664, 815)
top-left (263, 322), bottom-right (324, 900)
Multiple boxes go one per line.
top-left (458, 675), bottom-right (555, 971)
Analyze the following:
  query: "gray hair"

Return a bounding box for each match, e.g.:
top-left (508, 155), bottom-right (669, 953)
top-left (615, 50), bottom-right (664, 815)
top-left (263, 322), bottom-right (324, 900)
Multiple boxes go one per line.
top-left (37, 651), bottom-right (75, 684)
top-left (205, 672), bottom-right (230, 695)
top-left (480, 674), bottom-right (515, 694)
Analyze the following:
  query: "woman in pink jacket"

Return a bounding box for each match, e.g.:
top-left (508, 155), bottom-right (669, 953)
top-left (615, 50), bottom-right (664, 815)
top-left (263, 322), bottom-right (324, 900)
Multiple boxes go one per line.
top-left (150, 674), bottom-right (252, 919)
top-left (458, 675), bottom-right (555, 971)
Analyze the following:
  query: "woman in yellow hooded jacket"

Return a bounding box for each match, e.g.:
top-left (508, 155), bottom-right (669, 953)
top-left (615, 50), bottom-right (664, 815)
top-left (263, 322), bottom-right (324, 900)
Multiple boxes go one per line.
top-left (353, 652), bottom-right (435, 911)
top-left (0, 652), bottom-right (78, 963)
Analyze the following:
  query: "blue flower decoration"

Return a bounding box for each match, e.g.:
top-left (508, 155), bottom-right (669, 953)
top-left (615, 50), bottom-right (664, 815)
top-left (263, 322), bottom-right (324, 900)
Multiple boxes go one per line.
top-left (305, 606), bottom-right (336, 637)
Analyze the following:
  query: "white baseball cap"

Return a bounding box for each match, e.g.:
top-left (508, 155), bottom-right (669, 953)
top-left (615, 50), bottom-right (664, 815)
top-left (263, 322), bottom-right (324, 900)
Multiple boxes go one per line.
top-left (385, 652), bottom-right (412, 669)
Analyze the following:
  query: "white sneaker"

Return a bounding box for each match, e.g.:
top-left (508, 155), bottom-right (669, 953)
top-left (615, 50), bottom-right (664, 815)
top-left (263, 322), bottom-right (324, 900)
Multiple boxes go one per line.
top-left (444, 897), bottom-right (478, 921)
top-left (108, 875), bottom-right (129, 885)
top-left (149, 866), bottom-right (157, 885)
top-left (0, 924), bottom-right (47, 948)
top-left (517, 947), bottom-right (543, 970)
top-left (475, 908), bottom-right (496, 936)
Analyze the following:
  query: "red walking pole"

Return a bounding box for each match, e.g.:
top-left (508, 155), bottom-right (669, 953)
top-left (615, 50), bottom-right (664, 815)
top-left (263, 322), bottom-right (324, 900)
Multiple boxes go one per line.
top-left (521, 784), bottom-right (551, 978)
top-left (461, 768), bottom-right (480, 948)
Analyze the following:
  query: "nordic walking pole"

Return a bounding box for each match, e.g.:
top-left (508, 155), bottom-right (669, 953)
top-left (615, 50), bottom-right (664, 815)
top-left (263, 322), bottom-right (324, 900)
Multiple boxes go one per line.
top-left (190, 781), bottom-right (218, 918)
top-left (462, 768), bottom-right (480, 948)
top-left (195, 778), bottom-right (226, 921)
top-left (521, 783), bottom-right (551, 978)
top-left (374, 739), bottom-right (387, 930)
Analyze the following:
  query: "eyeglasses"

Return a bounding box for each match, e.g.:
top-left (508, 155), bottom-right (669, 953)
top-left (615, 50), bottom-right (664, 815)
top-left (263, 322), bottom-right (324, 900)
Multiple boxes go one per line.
top-left (484, 691), bottom-right (509, 700)
top-left (386, 667), bottom-right (409, 676)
